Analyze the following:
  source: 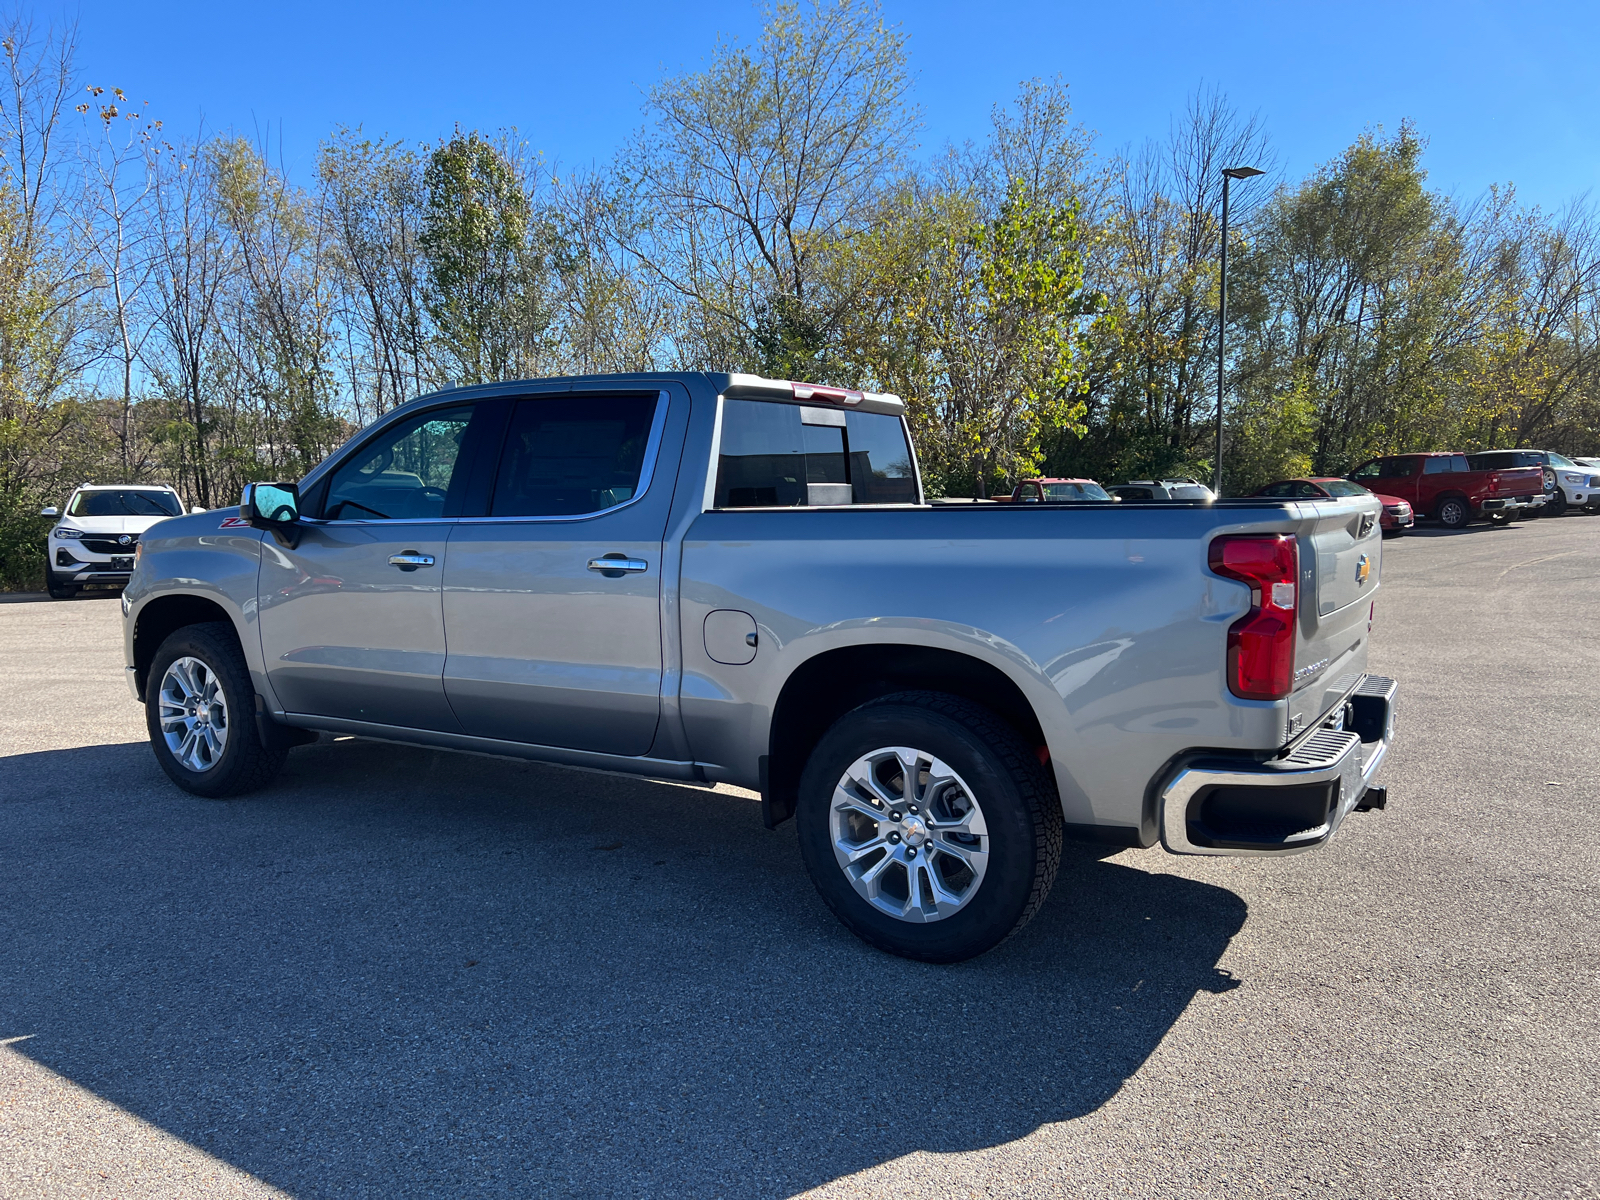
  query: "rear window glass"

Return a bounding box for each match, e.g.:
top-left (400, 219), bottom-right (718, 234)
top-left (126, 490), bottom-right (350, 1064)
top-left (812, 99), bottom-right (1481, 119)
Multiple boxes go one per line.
top-left (491, 395), bottom-right (659, 517)
top-left (69, 489), bottom-right (183, 517)
top-left (714, 399), bottom-right (917, 507)
top-left (1470, 451), bottom-right (1546, 470)
top-left (1110, 486), bottom-right (1154, 500)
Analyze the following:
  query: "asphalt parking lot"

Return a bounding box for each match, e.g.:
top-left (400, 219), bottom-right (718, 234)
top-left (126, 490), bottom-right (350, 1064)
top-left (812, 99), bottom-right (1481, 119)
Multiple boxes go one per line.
top-left (1, 516), bottom-right (1597, 1199)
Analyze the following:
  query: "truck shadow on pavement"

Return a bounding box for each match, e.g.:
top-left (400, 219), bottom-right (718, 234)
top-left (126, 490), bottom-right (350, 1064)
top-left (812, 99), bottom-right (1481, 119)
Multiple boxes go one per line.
top-left (1, 737), bottom-right (1247, 1198)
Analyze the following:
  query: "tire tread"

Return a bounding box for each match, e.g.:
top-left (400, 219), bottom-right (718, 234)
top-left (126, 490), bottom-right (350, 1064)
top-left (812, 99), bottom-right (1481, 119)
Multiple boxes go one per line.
top-left (860, 691), bottom-right (1063, 944)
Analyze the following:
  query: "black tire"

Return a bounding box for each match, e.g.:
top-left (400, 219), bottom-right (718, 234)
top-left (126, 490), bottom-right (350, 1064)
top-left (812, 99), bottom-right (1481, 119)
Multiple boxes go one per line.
top-left (1543, 489), bottom-right (1568, 517)
top-left (1435, 496), bottom-right (1471, 529)
top-left (796, 691), bottom-right (1063, 963)
top-left (145, 621), bottom-right (287, 798)
top-left (45, 570), bottom-right (79, 599)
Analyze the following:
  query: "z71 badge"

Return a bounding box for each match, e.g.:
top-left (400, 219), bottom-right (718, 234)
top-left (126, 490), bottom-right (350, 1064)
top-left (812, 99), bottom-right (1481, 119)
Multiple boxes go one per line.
top-left (218, 516), bottom-right (250, 528)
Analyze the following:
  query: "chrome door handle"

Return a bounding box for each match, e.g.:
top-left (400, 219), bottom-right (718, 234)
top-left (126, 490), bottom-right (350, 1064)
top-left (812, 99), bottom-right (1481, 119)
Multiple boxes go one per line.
top-left (388, 552), bottom-right (435, 569)
top-left (587, 556), bottom-right (649, 574)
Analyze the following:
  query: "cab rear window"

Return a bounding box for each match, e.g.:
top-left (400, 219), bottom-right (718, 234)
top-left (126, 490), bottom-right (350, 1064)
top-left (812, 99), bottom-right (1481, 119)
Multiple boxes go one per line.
top-left (714, 399), bottom-right (917, 507)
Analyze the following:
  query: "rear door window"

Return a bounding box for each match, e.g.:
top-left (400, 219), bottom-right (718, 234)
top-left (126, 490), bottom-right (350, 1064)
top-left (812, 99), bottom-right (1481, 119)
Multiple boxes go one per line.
top-left (714, 399), bottom-right (917, 507)
top-left (490, 394), bottom-right (660, 517)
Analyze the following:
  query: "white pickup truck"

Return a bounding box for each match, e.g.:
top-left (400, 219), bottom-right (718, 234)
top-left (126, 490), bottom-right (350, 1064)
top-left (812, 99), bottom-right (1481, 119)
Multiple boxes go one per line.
top-left (122, 373), bottom-right (1398, 962)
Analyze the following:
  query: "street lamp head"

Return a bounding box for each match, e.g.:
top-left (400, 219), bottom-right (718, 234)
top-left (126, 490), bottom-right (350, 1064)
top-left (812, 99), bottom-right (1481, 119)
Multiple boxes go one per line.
top-left (1222, 166), bottom-right (1265, 180)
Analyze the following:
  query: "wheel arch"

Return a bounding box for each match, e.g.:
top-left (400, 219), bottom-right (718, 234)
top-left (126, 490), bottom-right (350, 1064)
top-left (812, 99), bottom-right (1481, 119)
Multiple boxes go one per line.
top-left (132, 592), bottom-right (243, 698)
top-left (1433, 490), bottom-right (1473, 518)
top-left (763, 642), bottom-right (1052, 829)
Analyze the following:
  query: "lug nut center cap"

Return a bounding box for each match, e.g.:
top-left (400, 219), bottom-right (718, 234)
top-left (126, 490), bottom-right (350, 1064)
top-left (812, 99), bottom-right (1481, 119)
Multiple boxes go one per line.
top-left (901, 817), bottom-right (927, 848)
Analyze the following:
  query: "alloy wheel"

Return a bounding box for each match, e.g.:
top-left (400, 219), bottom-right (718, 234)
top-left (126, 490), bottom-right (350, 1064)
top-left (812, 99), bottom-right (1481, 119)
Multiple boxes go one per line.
top-left (829, 746), bottom-right (990, 923)
top-left (157, 655), bottom-right (229, 772)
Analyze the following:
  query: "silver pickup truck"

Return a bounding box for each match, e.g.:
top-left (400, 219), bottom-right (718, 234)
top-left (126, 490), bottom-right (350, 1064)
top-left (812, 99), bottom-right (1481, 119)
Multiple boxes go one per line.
top-left (122, 372), bottom-right (1397, 962)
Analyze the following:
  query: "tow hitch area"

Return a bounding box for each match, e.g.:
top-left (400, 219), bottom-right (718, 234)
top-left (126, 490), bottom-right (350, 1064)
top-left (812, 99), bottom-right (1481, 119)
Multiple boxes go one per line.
top-left (1159, 674), bottom-right (1397, 857)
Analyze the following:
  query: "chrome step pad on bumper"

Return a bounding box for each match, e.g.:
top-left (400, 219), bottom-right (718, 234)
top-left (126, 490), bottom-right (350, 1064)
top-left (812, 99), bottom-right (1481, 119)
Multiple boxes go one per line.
top-left (1160, 675), bottom-right (1398, 857)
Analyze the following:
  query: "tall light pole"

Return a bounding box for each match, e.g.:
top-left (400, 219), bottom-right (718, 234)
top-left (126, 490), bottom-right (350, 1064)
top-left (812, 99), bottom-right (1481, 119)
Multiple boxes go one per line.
top-left (1215, 165), bottom-right (1264, 498)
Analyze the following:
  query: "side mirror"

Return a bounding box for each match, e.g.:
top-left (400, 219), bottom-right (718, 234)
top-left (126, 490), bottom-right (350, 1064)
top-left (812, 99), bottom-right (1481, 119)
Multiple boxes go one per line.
top-left (40, 506), bottom-right (58, 517)
top-left (240, 482), bottom-right (301, 548)
top-left (191, 505), bottom-right (207, 514)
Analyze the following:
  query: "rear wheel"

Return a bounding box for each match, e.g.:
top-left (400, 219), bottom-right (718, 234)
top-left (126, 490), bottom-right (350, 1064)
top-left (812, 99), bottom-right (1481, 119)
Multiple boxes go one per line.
top-left (145, 621), bottom-right (287, 798)
top-left (1436, 496), bottom-right (1471, 529)
top-left (796, 692), bottom-right (1062, 963)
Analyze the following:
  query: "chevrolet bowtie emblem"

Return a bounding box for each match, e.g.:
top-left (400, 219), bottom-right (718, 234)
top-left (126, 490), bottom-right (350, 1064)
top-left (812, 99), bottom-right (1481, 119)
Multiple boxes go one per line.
top-left (1356, 553), bottom-right (1371, 584)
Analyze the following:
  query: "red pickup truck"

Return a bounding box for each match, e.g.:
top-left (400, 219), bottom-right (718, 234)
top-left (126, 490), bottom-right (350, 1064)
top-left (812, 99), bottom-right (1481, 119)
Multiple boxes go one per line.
top-left (997, 477), bottom-right (1114, 502)
top-left (1347, 453), bottom-right (1545, 528)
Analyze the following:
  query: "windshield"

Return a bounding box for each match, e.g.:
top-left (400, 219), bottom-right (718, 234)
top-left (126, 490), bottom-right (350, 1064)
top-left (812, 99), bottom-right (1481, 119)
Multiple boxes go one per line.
top-left (68, 489), bottom-right (183, 518)
top-left (1547, 452), bottom-right (1577, 468)
top-left (1043, 482), bottom-right (1110, 501)
top-left (1321, 479), bottom-right (1370, 497)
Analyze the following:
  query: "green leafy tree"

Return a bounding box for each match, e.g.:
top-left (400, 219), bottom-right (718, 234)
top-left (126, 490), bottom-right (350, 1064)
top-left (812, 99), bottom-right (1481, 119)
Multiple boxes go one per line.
top-left (420, 130), bottom-right (552, 384)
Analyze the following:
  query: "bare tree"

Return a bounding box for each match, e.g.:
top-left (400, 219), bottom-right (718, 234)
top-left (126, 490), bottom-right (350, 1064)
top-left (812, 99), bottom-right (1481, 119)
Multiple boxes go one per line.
top-left (78, 85), bottom-right (165, 476)
top-left (145, 132), bottom-right (233, 507)
top-left (619, 0), bottom-right (917, 374)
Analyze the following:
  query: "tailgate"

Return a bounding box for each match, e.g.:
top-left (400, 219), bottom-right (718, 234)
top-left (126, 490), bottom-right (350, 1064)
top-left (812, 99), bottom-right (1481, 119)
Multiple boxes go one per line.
top-left (1289, 497), bottom-right (1382, 737)
top-left (1489, 466), bottom-right (1543, 495)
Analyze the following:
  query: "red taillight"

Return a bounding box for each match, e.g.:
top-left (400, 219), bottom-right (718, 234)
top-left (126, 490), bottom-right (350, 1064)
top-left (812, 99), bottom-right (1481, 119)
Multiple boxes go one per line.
top-left (1209, 534), bottom-right (1299, 700)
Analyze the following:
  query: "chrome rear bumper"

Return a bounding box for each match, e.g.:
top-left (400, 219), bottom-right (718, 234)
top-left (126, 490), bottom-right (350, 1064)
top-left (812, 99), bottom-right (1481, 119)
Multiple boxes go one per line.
top-left (1160, 675), bottom-right (1397, 857)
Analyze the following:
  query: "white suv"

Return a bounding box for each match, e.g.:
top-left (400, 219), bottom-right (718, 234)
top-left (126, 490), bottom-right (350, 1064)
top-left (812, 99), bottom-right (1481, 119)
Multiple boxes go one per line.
top-left (41, 484), bottom-right (192, 599)
top-left (1106, 478), bottom-right (1217, 502)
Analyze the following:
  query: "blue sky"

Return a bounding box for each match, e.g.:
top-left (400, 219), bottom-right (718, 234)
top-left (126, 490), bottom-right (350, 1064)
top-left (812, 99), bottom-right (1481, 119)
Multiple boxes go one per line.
top-left (57, 0), bottom-right (1600, 213)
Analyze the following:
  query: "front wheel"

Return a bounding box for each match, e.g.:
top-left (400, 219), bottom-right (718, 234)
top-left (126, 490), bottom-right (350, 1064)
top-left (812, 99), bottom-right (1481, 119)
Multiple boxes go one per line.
top-left (1544, 489), bottom-right (1569, 517)
top-left (796, 692), bottom-right (1062, 963)
top-left (145, 621), bottom-right (287, 798)
top-left (1436, 496), bottom-right (1471, 529)
top-left (45, 569), bottom-right (79, 599)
